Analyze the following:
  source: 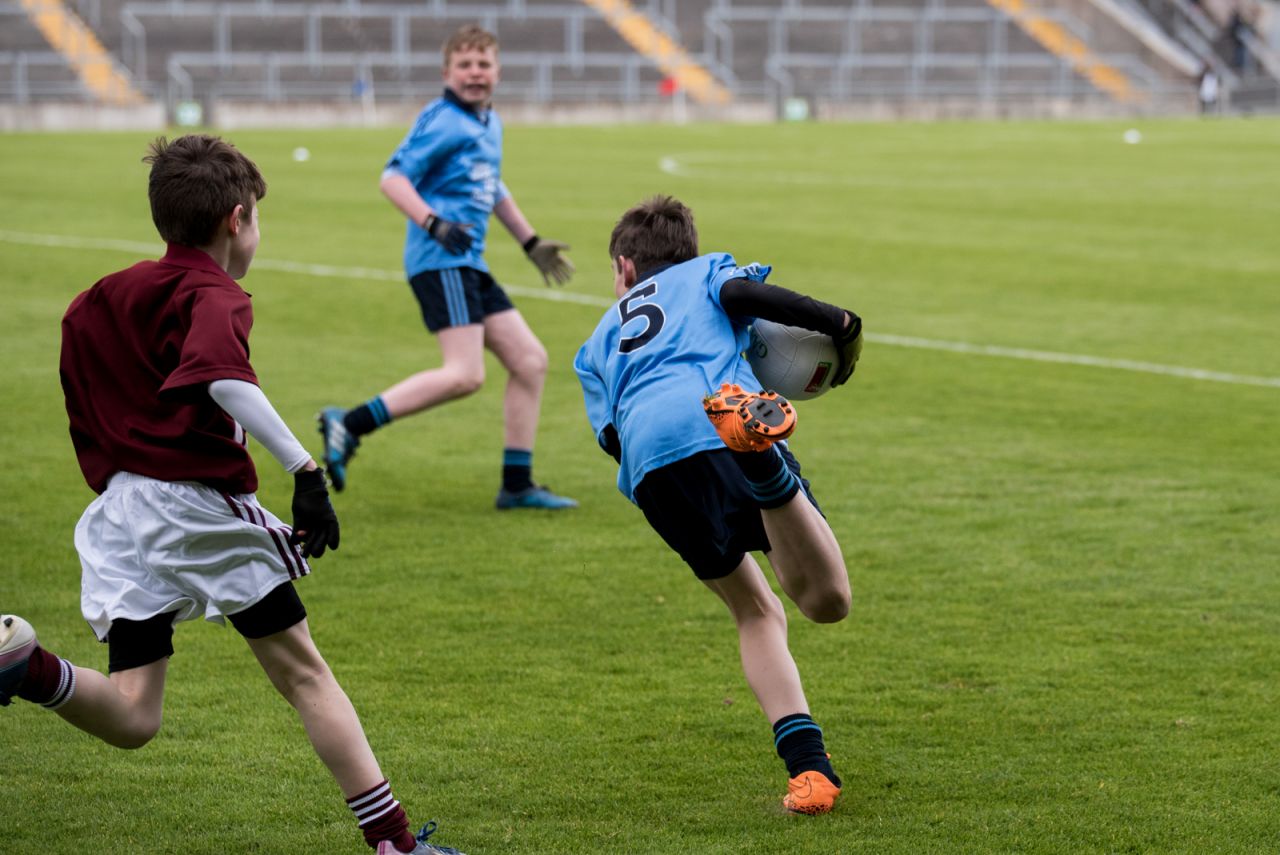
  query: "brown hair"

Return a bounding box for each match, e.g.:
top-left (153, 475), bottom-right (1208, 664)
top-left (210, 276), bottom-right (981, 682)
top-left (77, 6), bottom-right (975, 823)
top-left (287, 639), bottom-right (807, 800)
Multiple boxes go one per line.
top-left (608, 195), bottom-right (699, 274)
top-left (443, 24), bottom-right (499, 66)
top-left (143, 135), bottom-right (266, 247)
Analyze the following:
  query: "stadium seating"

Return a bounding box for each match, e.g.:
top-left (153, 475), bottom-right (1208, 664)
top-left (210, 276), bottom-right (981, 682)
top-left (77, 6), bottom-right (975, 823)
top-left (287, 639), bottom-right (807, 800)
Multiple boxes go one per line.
top-left (3, 0), bottom-right (1277, 114)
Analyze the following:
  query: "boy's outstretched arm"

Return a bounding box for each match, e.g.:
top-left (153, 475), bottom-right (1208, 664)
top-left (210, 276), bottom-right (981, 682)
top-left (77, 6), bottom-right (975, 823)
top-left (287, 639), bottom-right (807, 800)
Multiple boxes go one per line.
top-left (493, 195), bottom-right (574, 286)
top-left (207, 379), bottom-right (340, 557)
top-left (719, 278), bottom-right (863, 386)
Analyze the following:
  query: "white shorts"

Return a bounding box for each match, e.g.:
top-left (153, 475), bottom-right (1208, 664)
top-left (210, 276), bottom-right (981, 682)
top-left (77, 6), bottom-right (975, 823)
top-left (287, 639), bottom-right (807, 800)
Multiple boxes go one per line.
top-left (76, 472), bottom-right (310, 641)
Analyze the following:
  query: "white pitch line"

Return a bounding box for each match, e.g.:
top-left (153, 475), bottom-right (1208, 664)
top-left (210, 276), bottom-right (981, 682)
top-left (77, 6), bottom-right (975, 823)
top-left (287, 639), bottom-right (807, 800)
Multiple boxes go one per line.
top-left (876, 334), bottom-right (1280, 389)
top-left (0, 228), bottom-right (614, 307)
top-left (4, 228), bottom-right (1277, 390)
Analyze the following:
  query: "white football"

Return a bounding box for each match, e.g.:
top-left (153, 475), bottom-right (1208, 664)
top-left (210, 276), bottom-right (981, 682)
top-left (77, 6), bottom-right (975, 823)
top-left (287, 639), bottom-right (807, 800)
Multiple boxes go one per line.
top-left (747, 319), bottom-right (838, 400)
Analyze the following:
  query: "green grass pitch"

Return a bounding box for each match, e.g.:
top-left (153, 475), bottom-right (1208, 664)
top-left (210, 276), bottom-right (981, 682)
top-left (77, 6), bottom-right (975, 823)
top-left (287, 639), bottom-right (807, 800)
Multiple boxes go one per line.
top-left (1, 116), bottom-right (1278, 853)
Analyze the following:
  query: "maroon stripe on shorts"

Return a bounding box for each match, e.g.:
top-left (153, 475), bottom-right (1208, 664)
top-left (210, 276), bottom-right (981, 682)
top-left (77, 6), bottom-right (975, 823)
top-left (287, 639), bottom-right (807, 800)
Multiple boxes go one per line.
top-left (223, 494), bottom-right (303, 580)
top-left (221, 493), bottom-right (245, 520)
top-left (275, 527), bottom-right (311, 578)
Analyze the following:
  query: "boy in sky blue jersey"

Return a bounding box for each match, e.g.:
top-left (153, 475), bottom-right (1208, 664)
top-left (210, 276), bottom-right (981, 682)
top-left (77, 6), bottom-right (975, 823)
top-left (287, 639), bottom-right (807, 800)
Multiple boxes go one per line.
top-left (574, 195), bottom-right (864, 815)
top-left (319, 24), bottom-right (576, 511)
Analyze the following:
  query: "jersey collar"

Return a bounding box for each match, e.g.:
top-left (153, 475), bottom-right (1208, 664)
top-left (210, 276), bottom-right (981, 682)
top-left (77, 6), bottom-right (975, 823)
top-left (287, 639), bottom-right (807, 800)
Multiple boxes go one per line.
top-left (159, 244), bottom-right (245, 292)
top-left (160, 243), bottom-right (231, 276)
top-left (443, 87), bottom-right (491, 124)
top-left (635, 262), bottom-right (675, 282)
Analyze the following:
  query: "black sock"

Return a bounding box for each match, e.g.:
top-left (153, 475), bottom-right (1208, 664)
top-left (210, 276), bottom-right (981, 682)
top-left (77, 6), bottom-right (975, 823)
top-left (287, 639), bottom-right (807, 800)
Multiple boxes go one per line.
top-left (343, 396), bottom-right (391, 438)
top-left (732, 447), bottom-right (800, 509)
top-left (503, 448), bottom-right (533, 493)
top-left (773, 713), bottom-right (841, 786)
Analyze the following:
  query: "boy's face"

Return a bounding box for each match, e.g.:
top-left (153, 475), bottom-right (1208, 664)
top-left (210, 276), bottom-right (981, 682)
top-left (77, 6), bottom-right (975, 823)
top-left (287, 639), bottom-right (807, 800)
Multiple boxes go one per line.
top-left (226, 200), bottom-right (260, 281)
top-left (443, 45), bottom-right (500, 107)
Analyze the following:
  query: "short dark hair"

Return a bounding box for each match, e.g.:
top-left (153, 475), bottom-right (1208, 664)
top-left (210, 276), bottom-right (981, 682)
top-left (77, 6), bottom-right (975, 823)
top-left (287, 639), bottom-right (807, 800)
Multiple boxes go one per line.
top-left (608, 195), bottom-right (699, 275)
top-left (143, 135), bottom-right (266, 246)
top-left (443, 24), bottom-right (499, 66)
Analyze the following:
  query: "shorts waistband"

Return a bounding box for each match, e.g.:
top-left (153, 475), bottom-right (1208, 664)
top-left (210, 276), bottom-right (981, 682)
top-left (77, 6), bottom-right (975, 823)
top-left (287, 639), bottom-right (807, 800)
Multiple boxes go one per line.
top-left (105, 472), bottom-right (233, 495)
top-left (106, 471), bottom-right (163, 489)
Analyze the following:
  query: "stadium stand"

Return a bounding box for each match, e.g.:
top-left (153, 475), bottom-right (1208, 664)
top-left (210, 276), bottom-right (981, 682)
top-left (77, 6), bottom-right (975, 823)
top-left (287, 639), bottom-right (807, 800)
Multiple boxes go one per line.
top-left (1, 4), bottom-right (87, 101)
top-left (3, 0), bottom-right (1278, 124)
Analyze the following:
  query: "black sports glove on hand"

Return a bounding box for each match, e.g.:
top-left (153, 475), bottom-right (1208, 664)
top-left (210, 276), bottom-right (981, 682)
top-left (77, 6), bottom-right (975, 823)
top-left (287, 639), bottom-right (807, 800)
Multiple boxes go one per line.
top-left (831, 312), bottom-right (864, 387)
top-left (289, 468), bottom-right (340, 558)
top-left (598, 424), bottom-right (622, 464)
top-left (522, 234), bottom-right (575, 286)
top-left (422, 213), bottom-right (474, 255)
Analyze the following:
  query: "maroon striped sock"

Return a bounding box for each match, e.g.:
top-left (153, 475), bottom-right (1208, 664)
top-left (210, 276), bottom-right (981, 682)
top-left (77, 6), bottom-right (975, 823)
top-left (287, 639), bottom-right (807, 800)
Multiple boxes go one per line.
top-left (347, 779), bottom-right (414, 851)
top-left (17, 646), bottom-right (77, 709)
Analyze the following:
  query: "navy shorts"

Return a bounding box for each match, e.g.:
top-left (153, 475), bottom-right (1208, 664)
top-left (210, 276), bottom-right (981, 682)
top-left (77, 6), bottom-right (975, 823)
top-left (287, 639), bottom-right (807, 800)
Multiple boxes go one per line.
top-left (408, 267), bottom-right (516, 332)
top-left (632, 445), bottom-right (820, 581)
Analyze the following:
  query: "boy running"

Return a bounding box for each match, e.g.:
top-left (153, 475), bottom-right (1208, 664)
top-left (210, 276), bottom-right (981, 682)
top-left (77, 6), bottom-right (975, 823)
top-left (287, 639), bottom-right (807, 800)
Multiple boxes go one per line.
top-left (574, 195), bottom-right (864, 814)
top-left (319, 24), bottom-right (576, 510)
top-left (0, 135), bottom-right (463, 855)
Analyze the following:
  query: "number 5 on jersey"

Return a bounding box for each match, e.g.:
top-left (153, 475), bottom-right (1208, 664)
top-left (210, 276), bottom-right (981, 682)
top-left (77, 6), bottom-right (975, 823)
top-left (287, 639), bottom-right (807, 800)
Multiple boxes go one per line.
top-left (618, 282), bottom-right (665, 353)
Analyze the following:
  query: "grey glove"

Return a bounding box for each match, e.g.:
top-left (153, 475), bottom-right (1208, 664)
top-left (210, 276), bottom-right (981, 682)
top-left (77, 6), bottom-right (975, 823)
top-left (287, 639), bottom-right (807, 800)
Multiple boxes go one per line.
top-left (522, 235), bottom-right (575, 286)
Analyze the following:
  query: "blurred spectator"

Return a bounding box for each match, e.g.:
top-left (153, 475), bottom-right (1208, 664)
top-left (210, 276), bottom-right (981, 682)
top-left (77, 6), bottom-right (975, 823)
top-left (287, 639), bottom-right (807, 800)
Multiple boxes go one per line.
top-left (1228, 8), bottom-right (1253, 70)
top-left (1198, 63), bottom-right (1220, 112)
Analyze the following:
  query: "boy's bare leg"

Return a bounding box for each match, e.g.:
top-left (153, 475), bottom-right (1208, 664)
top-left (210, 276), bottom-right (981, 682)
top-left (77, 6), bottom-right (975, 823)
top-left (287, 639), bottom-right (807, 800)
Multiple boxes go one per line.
top-left (245, 618), bottom-right (383, 795)
top-left (759, 494), bottom-right (851, 624)
top-left (54, 659), bottom-right (168, 749)
top-left (483, 309), bottom-right (547, 450)
top-left (379, 325), bottom-right (486, 419)
top-left (705, 544), bottom-right (845, 814)
top-left (702, 555), bottom-right (810, 723)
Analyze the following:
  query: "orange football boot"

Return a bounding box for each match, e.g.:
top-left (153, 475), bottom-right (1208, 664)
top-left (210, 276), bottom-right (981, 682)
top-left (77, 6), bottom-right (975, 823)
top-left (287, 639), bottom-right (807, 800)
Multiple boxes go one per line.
top-left (703, 383), bottom-right (797, 452)
top-left (782, 769), bottom-right (841, 815)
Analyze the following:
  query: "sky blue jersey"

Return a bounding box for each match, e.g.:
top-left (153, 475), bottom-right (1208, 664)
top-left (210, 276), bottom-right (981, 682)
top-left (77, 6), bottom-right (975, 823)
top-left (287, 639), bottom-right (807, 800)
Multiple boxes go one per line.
top-left (384, 89), bottom-right (511, 277)
top-left (574, 253), bottom-right (772, 501)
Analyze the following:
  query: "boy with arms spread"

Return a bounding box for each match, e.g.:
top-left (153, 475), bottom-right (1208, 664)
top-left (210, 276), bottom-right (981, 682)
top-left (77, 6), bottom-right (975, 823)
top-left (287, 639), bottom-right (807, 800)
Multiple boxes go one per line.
top-left (319, 24), bottom-right (576, 510)
top-left (0, 135), bottom-right (463, 855)
top-left (574, 195), bottom-right (864, 814)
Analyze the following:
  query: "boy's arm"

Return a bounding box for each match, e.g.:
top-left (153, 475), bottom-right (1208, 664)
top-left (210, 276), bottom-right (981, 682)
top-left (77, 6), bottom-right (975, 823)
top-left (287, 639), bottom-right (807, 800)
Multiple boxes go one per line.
top-left (573, 347), bottom-right (620, 463)
top-left (209, 378), bottom-right (312, 472)
top-left (379, 170), bottom-right (473, 254)
top-left (720, 278), bottom-right (864, 386)
top-left (493, 196), bottom-right (574, 287)
top-left (208, 379), bottom-right (340, 557)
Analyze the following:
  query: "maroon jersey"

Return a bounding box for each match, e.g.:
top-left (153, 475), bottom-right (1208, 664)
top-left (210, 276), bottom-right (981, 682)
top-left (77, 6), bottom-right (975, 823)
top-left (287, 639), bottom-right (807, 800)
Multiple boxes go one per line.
top-left (60, 244), bottom-right (261, 494)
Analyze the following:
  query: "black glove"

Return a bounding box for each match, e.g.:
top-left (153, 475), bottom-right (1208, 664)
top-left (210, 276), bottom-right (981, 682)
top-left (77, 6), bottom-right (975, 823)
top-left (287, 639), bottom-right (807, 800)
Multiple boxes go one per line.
top-left (598, 424), bottom-right (622, 464)
top-left (422, 213), bottom-right (474, 255)
top-left (831, 312), bottom-right (863, 387)
top-left (289, 468), bottom-right (340, 558)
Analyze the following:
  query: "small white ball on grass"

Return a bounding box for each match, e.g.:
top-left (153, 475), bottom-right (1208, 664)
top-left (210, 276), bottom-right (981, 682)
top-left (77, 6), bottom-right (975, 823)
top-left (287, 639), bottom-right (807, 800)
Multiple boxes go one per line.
top-left (292, 146), bottom-right (311, 162)
top-left (1122, 129), bottom-right (1142, 145)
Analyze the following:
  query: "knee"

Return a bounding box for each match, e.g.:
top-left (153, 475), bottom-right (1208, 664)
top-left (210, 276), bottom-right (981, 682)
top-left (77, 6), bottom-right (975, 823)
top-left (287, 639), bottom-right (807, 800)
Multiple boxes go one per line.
top-left (271, 660), bottom-right (333, 706)
top-left (732, 589), bottom-right (789, 629)
top-left (444, 366), bottom-right (485, 398)
top-left (801, 589), bottom-right (850, 624)
top-left (109, 715), bottom-right (163, 749)
top-left (509, 344), bottom-right (548, 382)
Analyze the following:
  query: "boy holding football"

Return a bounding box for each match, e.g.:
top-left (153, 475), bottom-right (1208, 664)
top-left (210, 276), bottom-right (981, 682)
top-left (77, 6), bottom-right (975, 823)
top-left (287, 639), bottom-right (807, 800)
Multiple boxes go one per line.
top-left (574, 195), bottom-right (863, 814)
top-left (318, 23), bottom-right (576, 511)
top-left (0, 135), bottom-right (463, 855)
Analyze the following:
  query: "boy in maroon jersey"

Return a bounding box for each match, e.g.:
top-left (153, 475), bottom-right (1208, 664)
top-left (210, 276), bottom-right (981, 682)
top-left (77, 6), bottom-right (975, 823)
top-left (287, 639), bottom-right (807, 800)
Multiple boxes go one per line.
top-left (0, 135), bottom-right (463, 855)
